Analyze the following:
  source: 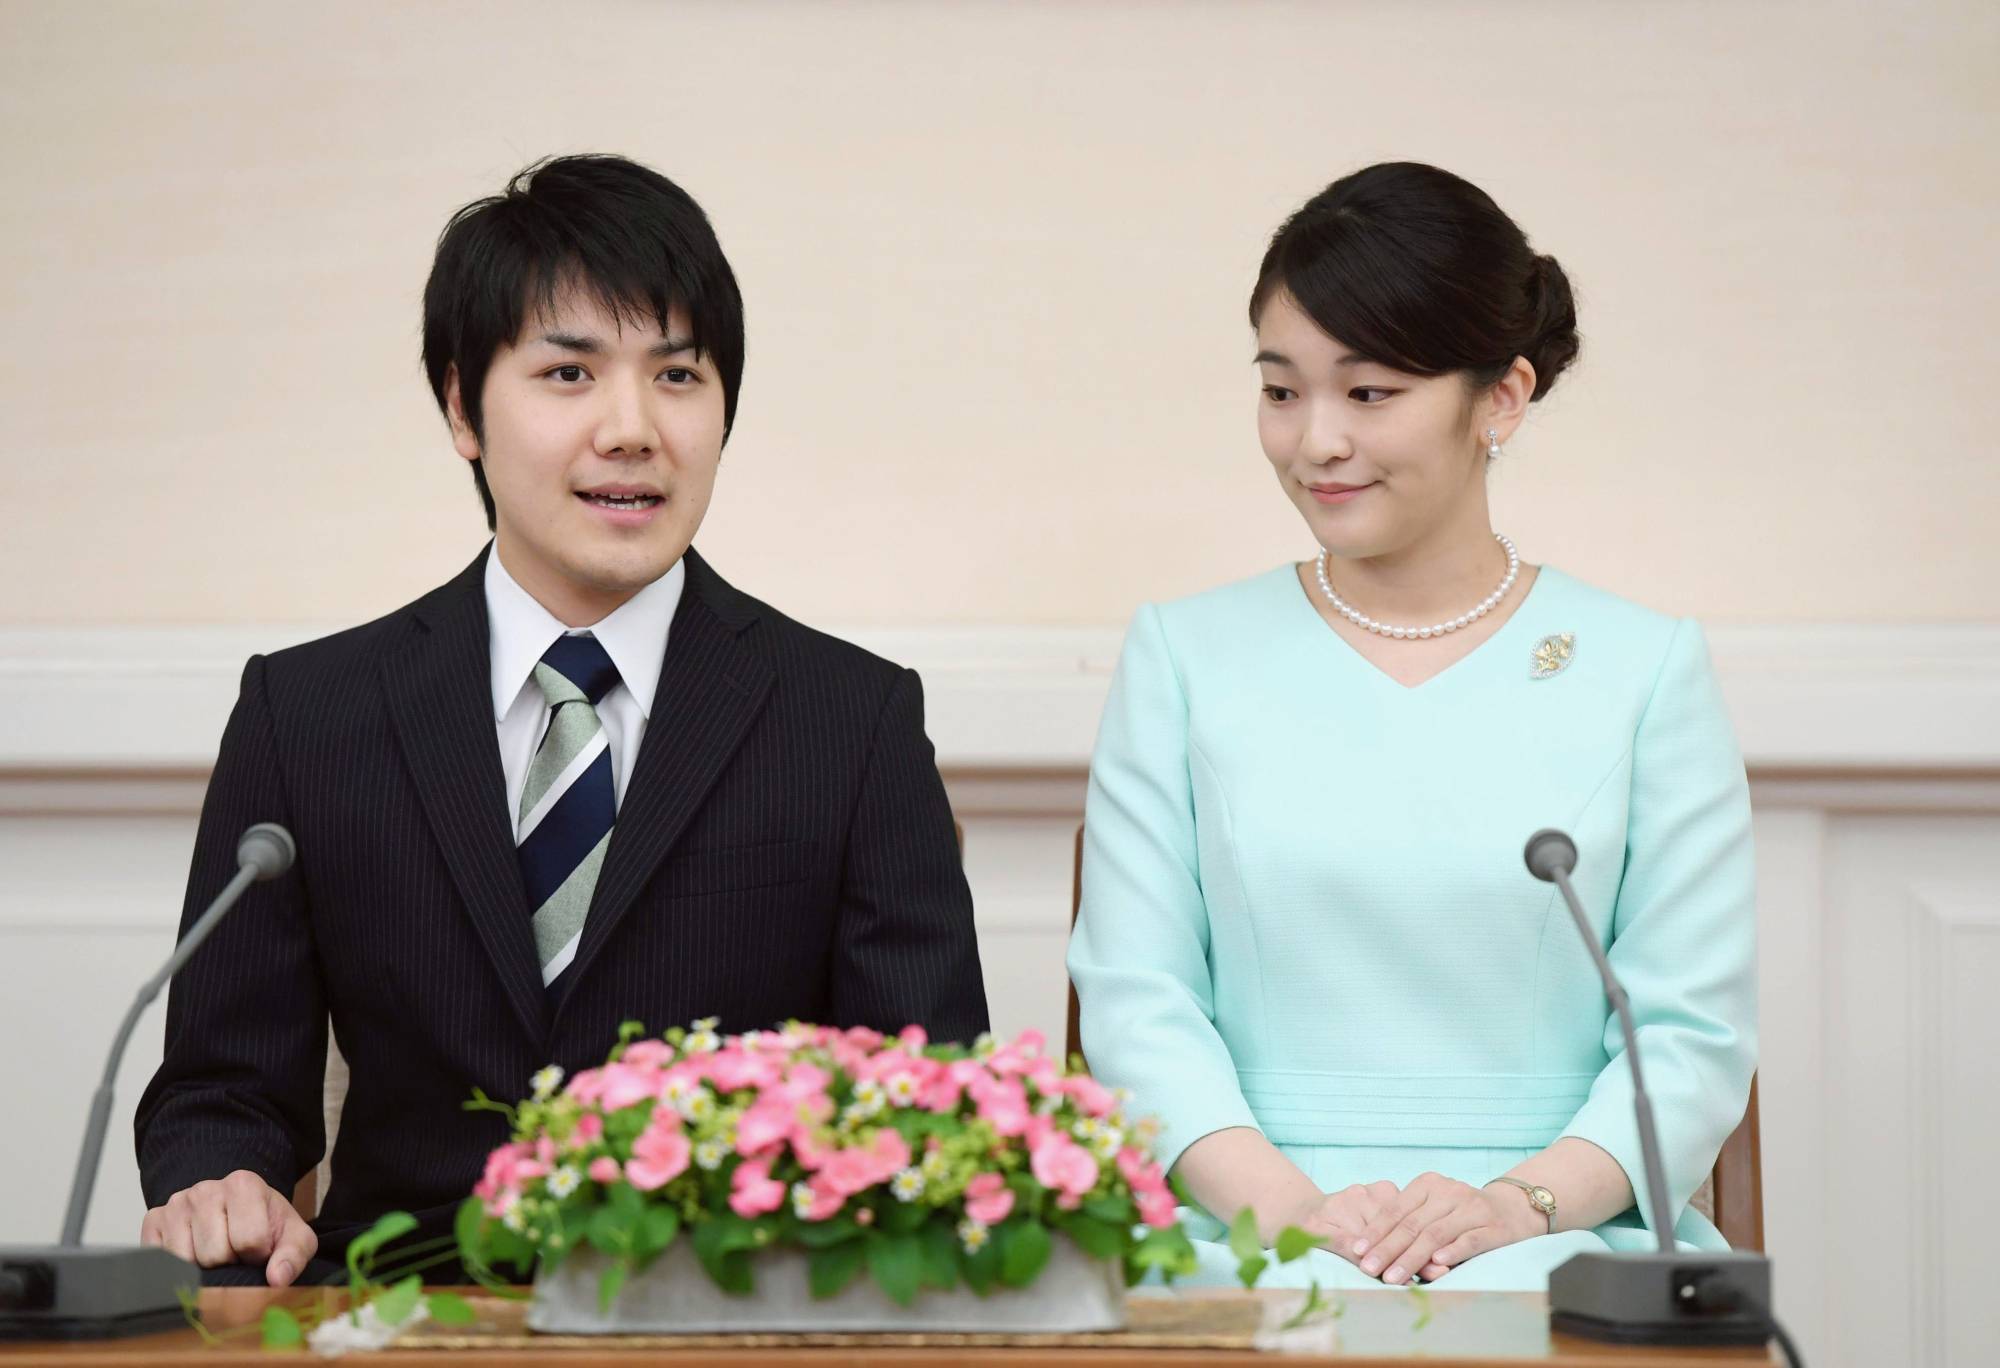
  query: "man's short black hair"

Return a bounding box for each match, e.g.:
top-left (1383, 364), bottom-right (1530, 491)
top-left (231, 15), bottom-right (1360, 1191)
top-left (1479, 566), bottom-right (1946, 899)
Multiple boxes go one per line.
top-left (421, 154), bottom-right (746, 529)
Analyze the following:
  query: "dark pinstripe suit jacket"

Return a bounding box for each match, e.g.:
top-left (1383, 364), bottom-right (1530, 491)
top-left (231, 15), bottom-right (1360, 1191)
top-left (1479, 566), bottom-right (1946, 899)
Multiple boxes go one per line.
top-left (134, 546), bottom-right (988, 1262)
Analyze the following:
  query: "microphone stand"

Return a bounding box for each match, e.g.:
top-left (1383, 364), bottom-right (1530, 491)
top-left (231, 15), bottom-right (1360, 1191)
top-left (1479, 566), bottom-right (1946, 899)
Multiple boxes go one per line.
top-left (0, 824), bottom-right (296, 1340)
top-left (1524, 828), bottom-right (1781, 1350)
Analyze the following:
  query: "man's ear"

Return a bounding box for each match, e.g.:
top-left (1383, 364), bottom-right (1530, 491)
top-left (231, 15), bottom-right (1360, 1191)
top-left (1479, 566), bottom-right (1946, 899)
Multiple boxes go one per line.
top-left (444, 365), bottom-right (481, 463)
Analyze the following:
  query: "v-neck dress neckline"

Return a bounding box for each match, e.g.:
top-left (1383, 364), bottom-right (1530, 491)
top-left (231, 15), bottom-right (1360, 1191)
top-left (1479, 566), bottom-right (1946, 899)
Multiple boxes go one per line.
top-left (1282, 562), bottom-right (1559, 694)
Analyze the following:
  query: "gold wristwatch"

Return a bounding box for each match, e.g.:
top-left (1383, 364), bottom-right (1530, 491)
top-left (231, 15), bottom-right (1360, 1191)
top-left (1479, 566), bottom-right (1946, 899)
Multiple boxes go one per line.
top-left (1487, 1176), bottom-right (1556, 1232)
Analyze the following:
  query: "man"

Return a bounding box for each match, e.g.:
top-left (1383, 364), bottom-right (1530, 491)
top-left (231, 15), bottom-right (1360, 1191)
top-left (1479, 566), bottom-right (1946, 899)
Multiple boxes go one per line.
top-left (134, 155), bottom-right (988, 1286)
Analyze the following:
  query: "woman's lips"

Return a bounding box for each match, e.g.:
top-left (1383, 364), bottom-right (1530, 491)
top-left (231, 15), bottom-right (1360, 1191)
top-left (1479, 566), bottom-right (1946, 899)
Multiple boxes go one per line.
top-left (1307, 482), bottom-right (1375, 505)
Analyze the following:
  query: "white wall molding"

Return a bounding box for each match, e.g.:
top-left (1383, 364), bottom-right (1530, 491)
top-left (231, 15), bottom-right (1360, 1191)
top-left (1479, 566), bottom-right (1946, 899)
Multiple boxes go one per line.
top-left (4, 622), bottom-right (1999, 774)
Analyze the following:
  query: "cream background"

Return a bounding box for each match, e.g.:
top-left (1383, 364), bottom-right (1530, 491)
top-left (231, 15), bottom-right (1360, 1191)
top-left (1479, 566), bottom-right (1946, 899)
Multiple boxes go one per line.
top-left (2, 0), bottom-right (1995, 628)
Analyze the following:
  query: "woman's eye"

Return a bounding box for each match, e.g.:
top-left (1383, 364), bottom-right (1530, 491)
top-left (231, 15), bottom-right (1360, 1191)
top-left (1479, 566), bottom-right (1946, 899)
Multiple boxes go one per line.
top-left (1262, 385), bottom-right (1295, 402)
top-left (1351, 387), bottom-right (1394, 403)
top-left (549, 364), bottom-right (587, 383)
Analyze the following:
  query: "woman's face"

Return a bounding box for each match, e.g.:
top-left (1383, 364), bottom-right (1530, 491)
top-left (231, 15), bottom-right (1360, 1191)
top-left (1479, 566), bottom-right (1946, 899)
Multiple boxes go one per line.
top-left (1255, 290), bottom-right (1504, 561)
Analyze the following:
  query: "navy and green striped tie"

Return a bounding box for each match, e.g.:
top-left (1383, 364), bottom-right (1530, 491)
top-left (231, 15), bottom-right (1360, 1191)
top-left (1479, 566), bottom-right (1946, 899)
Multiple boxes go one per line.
top-left (516, 634), bottom-right (620, 1000)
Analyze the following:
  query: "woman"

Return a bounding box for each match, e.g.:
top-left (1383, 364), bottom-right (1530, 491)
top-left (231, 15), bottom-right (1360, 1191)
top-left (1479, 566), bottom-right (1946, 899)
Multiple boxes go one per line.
top-left (1068, 162), bottom-right (1755, 1291)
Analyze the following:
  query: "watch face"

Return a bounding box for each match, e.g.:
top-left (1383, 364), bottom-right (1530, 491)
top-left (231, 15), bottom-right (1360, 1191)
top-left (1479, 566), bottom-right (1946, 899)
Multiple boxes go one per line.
top-left (1530, 1186), bottom-right (1556, 1209)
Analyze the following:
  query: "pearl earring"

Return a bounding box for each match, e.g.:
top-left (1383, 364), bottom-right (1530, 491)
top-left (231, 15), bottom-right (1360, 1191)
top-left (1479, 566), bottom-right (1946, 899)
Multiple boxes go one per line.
top-left (1486, 427), bottom-right (1503, 459)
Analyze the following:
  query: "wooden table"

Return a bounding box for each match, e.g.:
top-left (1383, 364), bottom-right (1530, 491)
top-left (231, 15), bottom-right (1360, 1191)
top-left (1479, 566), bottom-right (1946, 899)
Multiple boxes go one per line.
top-left (0, 1288), bottom-right (1775, 1366)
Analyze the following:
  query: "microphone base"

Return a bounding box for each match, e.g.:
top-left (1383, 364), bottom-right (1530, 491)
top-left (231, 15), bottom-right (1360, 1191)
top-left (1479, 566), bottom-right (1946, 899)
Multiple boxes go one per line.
top-left (0, 1246), bottom-right (200, 1341)
top-left (1548, 1250), bottom-right (1774, 1347)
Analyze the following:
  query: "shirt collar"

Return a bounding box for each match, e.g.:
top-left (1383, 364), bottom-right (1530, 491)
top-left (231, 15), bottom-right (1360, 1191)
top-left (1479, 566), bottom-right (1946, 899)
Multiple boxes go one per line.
top-left (484, 543), bottom-right (686, 723)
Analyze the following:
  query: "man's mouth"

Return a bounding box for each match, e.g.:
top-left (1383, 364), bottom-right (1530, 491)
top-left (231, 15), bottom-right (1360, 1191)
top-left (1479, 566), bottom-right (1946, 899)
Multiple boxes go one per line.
top-left (576, 492), bottom-right (664, 511)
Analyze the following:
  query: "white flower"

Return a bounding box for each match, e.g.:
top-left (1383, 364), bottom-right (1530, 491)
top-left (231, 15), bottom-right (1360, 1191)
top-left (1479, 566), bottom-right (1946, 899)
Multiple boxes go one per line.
top-left (920, 1149), bottom-right (949, 1181)
top-left (973, 1033), bottom-right (998, 1059)
top-left (694, 1139), bottom-right (730, 1172)
top-left (501, 1202), bottom-right (528, 1233)
top-left (529, 1065), bottom-right (564, 1101)
top-left (1072, 1117), bottom-right (1102, 1141)
top-left (682, 1090), bottom-right (717, 1123)
top-left (547, 1165), bottom-right (581, 1199)
top-left (890, 1167), bottom-right (926, 1203)
top-left (957, 1218), bottom-right (990, 1253)
top-left (307, 1299), bottom-right (428, 1355)
top-left (790, 1182), bottom-right (819, 1219)
top-left (684, 1018), bottom-right (722, 1053)
top-left (854, 1078), bottom-right (885, 1105)
top-left (1091, 1128), bottom-right (1124, 1160)
top-left (885, 1073), bottom-right (922, 1108)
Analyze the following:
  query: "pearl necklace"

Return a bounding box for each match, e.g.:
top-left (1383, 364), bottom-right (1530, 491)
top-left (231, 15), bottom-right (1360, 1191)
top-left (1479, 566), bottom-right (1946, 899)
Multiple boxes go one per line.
top-left (1314, 533), bottom-right (1520, 640)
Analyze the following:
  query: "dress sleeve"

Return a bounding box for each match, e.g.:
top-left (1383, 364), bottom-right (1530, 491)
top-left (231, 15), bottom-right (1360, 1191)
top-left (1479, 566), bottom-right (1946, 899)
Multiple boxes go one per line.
top-left (1559, 619), bottom-right (1758, 1235)
top-left (1066, 603), bottom-right (1259, 1173)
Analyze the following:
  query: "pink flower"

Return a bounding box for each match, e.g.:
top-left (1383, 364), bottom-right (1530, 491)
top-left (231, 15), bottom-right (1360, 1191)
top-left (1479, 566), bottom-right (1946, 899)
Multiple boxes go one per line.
top-left (1136, 1186), bottom-right (1178, 1229)
top-left (600, 1061), bottom-right (664, 1112)
top-left (898, 1024), bottom-right (929, 1051)
top-left (729, 1157), bottom-right (788, 1218)
top-left (735, 1096), bottom-right (797, 1157)
top-left (815, 1127), bottom-right (912, 1197)
top-left (793, 1174), bottom-right (846, 1222)
top-left (1061, 1075), bottom-right (1118, 1118)
top-left (567, 1113), bottom-right (604, 1150)
top-left (588, 1156), bottom-right (622, 1184)
top-left (621, 1040), bottom-right (674, 1067)
top-left (709, 1047), bottom-right (781, 1094)
top-left (1031, 1134), bottom-right (1100, 1204)
top-left (1117, 1148), bottom-right (1169, 1196)
top-left (970, 1077), bottom-right (1031, 1137)
top-left (625, 1118), bottom-right (691, 1190)
top-left (563, 1068), bottom-right (607, 1104)
top-left (963, 1172), bottom-right (1015, 1224)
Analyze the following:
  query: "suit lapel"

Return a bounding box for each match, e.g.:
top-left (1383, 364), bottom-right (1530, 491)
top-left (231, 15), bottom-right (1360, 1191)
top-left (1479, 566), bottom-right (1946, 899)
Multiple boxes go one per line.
top-left (562, 549), bottom-right (775, 998)
top-left (383, 548), bottom-right (548, 1044)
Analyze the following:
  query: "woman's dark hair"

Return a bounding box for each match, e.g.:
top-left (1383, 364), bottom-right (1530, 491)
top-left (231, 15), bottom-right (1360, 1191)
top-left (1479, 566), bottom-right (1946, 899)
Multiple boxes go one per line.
top-left (422, 154), bottom-right (746, 530)
top-left (1249, 162), bottom-right (1578, 402)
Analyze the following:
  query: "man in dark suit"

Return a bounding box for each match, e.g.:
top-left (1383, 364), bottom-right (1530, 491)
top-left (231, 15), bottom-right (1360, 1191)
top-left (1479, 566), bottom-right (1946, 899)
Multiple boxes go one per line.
top-left (133, 155), bottom-right (988, 1287)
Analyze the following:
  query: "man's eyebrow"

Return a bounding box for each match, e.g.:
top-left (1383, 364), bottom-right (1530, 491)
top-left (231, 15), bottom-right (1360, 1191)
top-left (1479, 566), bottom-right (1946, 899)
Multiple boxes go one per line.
top-left (650, 335), bottom-right (700, 358)
top-left (536, 331), bottom-right (604, 353)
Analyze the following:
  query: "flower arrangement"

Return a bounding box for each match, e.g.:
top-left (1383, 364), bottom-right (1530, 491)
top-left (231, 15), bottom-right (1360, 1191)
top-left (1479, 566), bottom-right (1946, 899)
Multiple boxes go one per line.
top-left (456, 1019), bottom-right (1202, 1309)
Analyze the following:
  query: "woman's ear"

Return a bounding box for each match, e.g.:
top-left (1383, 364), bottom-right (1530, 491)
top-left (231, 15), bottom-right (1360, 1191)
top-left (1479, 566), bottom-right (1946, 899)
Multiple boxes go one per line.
top-left (1484, 356), bottom-right (1537, 447)
top-left (444, 365), bottom-right (481, 463)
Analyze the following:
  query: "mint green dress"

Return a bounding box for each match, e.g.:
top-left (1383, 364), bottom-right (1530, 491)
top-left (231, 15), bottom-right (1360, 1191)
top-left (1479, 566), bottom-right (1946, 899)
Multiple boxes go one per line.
top-left (1067, 565), bottom-right (1757, 1290)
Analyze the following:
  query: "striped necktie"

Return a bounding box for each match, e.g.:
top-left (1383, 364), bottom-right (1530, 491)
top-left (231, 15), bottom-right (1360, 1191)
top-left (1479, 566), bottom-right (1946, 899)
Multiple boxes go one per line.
top-left (517, 634), bottom-right (620, 999)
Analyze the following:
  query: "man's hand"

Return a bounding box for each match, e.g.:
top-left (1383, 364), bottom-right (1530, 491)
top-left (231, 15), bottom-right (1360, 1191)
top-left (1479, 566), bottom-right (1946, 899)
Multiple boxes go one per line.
top-left (139, 1169), bottom-right (316, 1287)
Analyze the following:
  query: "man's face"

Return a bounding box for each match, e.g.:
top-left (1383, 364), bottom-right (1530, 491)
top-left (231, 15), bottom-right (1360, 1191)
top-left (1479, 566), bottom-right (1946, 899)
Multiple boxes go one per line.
top-left (448, 285), bottom-right (726, 625)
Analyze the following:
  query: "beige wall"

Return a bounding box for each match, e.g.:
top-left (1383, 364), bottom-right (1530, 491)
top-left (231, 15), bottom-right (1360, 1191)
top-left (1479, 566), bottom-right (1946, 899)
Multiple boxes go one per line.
top-left (2, 0), bottom-right (1994, 628)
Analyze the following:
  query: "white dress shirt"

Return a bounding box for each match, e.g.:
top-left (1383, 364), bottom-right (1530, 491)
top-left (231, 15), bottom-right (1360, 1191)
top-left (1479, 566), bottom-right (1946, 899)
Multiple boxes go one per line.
top-left (484, 544), bottom-right (685, 838)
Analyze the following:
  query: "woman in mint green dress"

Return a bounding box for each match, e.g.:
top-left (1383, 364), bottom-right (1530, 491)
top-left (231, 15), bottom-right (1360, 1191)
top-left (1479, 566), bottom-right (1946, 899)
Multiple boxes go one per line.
top-left (1068, 163), bottom-right (1755, 1292)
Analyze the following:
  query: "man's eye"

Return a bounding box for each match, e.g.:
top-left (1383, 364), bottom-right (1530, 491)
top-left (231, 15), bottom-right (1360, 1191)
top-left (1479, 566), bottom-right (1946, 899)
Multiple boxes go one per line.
top-left (1262, 385), bottom-right (1295, 402)
top-left (662, 367), bottom-right (698, 384)
top-left (1351, 387), bottom-right (1394, 403)
top-left (549, 365), bottom-right (587, 383)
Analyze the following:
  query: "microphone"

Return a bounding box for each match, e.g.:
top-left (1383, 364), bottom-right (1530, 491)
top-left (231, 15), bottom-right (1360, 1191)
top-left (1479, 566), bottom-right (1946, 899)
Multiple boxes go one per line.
top-left (1, 824), bottom-right (295, 1341)
top-left (1523, 828), bottom-right (1777, 1349)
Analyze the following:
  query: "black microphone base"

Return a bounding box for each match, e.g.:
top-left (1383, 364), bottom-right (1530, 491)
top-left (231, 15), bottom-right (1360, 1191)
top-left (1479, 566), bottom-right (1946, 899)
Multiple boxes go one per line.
top-left (0, 1246), bottom-right (199, 1341)
top-left (1549, 1250), bottom-right (1774, 1346)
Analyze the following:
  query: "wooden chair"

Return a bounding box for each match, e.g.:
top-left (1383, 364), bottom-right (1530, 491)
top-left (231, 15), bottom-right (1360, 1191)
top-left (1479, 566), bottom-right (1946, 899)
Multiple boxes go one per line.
top-left (1062, 824), bottom-right (1764, 1251)
top-left (294, 820), bottom-right (973, 1220)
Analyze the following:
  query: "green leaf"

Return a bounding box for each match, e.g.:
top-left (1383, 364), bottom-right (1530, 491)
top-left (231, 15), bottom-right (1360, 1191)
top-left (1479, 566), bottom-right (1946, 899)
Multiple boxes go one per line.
top-left (588, 1204), bottom-right (630, 1257)
top-left (453, 1198), bottom-right (488, 1261)
top-left (1057, 1214), bottom-right (1125, 1261)
top-left (375, 1274), bottom-right (423, 1327)
top-left (918, 1221), bottom-right (960, 1290)
top-left (425, 1291), bottom-right (477, 1327)
top-left (960, 1232), bottom-right (1000, 1296)
top-left (1081, 1194), bottom-right (1135, 1225)
top-left (998, 1221), bottom-right (1053, 1288)
top-left (1168, 1170), bottom-right (1196, 1206)
top-left (879, 1199), bottom-right (927, 1234)
top-left (1236, 1253), bottom-right (1269, 1289)
top-left (867, 1232), bottom-right (925, 1307)
top-left (808, 1241), bottom-right (867, 1300)
top-left (1126, 1225), bottom-right (1198, 1284)
top-left (794, 1215), bottom-right (862, 1249)
top-left (1274, 1226), bottom-right (1318, 1264)
top-left (346, 1210), bottom-right (419, 1272)
top-left (1226, 1206), bottom-right (1262, 1264)
top-left (692, 1217), bottom-right (756, 1294)
top-left (636, 1206), bottom-right (681, 1263)
top-left (596, 1261), bottom-right (628, 1314)
top-left (260, 1306), bottom-right (304, 1350)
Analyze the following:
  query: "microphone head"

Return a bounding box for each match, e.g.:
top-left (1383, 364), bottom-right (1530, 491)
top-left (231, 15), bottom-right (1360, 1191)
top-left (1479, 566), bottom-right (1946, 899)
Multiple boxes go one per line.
top-left (1524, 828), bottom-right (1579, 882)
top-left (237, 823), bottom-right (296, 881)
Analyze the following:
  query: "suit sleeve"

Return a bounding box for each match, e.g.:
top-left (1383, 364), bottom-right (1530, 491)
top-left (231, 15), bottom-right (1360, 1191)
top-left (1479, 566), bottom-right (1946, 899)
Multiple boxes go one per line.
top-left (1067, 604), bottom-right (1258, 1174)
top-left (1559, 619), bottom-right (1758, 1235)
top-left (133, 654), bottom-right (327, 1206)
top-left (828, 666), bottom-right (990, 1045)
